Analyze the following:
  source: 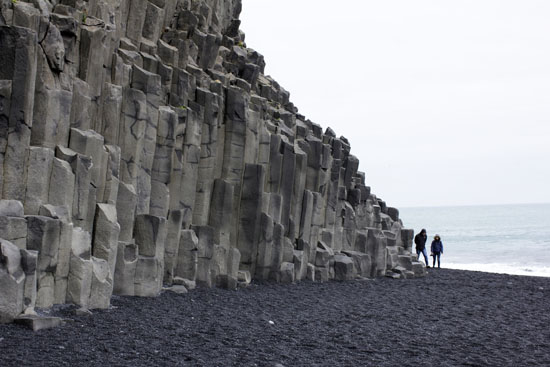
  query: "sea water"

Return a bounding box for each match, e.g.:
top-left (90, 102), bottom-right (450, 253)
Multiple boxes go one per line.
top-left (399, 203), bottom-right (550, 277)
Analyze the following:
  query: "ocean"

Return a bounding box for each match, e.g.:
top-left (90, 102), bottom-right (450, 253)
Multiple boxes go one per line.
top-left (399, 203), bottom-right (550, 277)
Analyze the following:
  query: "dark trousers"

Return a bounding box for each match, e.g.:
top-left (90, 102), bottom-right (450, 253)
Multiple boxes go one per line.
top-left (432, 252), bottom-right (441, 268)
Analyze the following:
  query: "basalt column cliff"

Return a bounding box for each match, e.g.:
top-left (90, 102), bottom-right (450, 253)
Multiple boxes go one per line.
top-left (0, 0), bottom-right (426, 323)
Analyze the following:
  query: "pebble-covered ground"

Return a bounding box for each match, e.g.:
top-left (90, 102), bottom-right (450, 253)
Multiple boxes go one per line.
top-left (1, 269), bottom-right (549, 366)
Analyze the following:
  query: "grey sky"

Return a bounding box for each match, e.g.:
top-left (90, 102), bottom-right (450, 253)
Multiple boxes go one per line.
top-left (240, 0), bottom-right (550, 208)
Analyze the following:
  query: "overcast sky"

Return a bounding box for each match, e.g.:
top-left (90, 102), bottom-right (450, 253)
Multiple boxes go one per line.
top-left (240, 0), bottom-right (550, 208)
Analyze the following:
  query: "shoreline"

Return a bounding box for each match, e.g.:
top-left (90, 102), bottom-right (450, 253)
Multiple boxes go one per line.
top-left (434, 263), bottom-right (550, 278)
top-left (1, 268), bottom-right (549, 367)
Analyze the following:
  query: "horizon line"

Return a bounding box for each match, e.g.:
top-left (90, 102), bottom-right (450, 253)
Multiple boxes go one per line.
top-left (399, 201), bottom-right (550, 210)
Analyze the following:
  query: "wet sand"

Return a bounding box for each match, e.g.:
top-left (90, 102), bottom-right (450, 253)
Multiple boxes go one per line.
top-left (1, 268), bottom-right (549, 366)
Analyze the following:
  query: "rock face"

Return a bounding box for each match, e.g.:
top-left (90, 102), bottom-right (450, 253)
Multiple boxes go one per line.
top-left (0, 0), bottom-right (425, 320)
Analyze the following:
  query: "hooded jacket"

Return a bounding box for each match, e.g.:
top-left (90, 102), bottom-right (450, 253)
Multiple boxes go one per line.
top-left (414, 232), bottom-right (427, 250)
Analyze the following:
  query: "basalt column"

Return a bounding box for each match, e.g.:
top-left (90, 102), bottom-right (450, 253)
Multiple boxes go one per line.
top-left (0, 0), bottom-right (426, 323)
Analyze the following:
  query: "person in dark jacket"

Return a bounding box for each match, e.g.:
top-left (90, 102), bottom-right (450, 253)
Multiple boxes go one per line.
top-left (414, 229), bottom-right (429, 267)
top-left (431, 235), bottom-right (444, 268)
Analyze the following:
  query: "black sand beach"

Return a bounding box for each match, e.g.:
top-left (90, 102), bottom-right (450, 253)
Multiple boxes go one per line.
top-left (1, 269), bottom-right (549, 367)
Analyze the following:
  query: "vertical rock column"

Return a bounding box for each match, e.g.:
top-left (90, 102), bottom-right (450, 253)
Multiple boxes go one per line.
top-left (163, 209), bottom-right (184, 285)
top-left (167, 108), bottom-right (187, 212)
top-left (192, 88), bottom-right (220, 225)
top-left (236, 163), bottom-right (265, 275)
top-left (118, 87), bottom-right (147, 192)
top-left (30, 22), bottom-right (72, 151)
top-left (79, 21), bottom-right (108, 125)
top-left (0, 26), bottom-right (37, 201)
top-left (67, 228), bottom-right (93, 308)
top-left (26, 216), bottom-right (61, 308)
top-left (0, 81), bottom-right (11, 197)
top-left (174, 229), bottom-right (198, 285)
top-left (24, 147), bottom-right (54, 215)
top-left (150, 106), bottom-right (177, 218)
top-left (0, 200), bottom-right (27, 249)
top-left (131, 66), bottom-right (163, 215)
top-left (55, 146), bottom-right (94, 232)
top-left (179, 108), bottom-right (202, 228)
top-left (221, 86), bottom-right (249, 247)
top-left (0, 239), bottom-right (25, 322)
top-left (90, 204), bottom-right (120, 308)
top-left (133, 215), bottom-right (166, 297)
top-left (254, 213), bottom-right (274, 280)
top-left (291, 145), bottom-right (307, 241)
top-left (208, 179), bottom-right (241, 287)
top-left (193, 225), bottom-right (215, 287)
top-left (279, 139), bottom-right (296, 237)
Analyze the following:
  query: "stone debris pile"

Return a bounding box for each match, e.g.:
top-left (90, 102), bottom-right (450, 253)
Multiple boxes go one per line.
top-left (0, 0), bottom-right (426, 324)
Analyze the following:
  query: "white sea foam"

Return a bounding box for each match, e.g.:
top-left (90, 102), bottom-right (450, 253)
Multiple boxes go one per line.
top-left (442, 262), bottom-right (550, 278)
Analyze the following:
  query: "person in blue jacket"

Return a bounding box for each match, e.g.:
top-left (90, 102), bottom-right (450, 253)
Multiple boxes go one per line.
top-left (431, 235), bottom-right (444, 268)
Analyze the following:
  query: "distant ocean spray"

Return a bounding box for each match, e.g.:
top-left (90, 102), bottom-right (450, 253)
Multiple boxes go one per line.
top-left (399, 203), bottom-right (550, 277)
